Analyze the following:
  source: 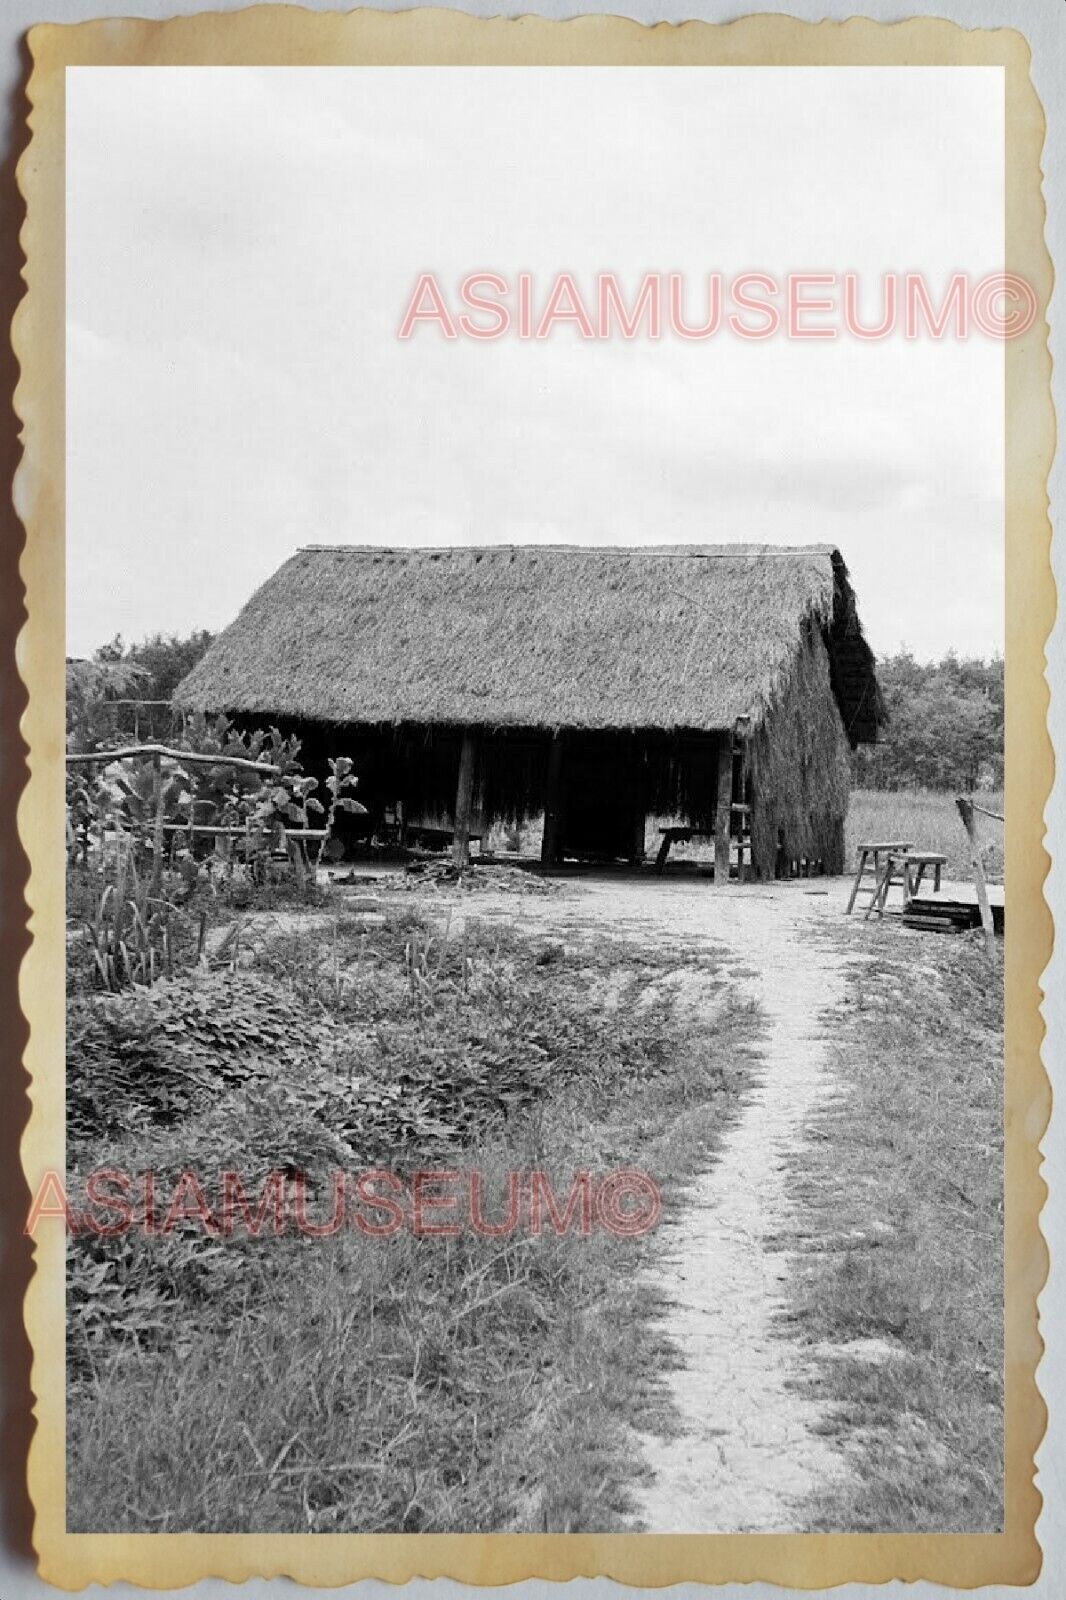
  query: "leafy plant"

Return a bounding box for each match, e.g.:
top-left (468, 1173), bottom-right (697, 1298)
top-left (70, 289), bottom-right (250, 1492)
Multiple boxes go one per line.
top-left (67, 715), bottom-right (364, 922)
top-left (316, 756), bottom-right (364, 861)
top-left (67, 968), bottom-right (337, 1142)
top-left (82, 842), bottom-right (177, 992)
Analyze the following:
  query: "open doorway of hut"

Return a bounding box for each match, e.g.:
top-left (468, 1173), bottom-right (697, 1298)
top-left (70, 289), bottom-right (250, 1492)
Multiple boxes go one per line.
top-left (551, 736), bottom-right (648, 866)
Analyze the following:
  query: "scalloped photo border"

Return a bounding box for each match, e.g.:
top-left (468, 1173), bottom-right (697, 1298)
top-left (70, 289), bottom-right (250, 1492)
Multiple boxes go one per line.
top-left (12, 7), bottom-right (1054, 1588)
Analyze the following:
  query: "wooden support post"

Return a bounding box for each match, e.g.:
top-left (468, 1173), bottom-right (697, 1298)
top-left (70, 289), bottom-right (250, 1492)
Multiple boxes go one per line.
top-left (714, 734), bottom-right (732, 886)
top-left (452, 730), bottom-right (477, 869)
top-left (629, 806), bottom-right (647, 865)
top-left (829, 815), bottom-right (845, 877)
top-left (150, 750), bottom-right (165, 900)
top-left (629, 734), bottom-right (646, 865)
top-left (956, 796), bottom-right (996, 958)
top-left (541, 732), bottom-right (564, 866)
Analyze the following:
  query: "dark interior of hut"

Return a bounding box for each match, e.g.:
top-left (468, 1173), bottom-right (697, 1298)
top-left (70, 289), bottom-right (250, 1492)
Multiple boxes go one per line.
top-left (232, 716), bottom-right (739, 868)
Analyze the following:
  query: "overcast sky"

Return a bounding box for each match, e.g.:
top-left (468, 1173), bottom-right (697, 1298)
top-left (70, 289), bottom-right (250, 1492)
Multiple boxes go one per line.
top-left (66, 66), bottom-right (1004, 661)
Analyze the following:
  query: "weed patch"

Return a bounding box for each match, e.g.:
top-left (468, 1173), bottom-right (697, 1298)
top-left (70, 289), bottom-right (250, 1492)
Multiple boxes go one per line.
top-left (66, 901), bottom-right (754, 1532)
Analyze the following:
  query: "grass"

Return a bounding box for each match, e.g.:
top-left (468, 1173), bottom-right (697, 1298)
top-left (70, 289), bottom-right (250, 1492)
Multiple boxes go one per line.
top-left (775, 926), bottom-right (1004, 1531)
top-left (66, 898), bottom-right (757, 1533)
top-left (846, 788), bottom-right (1004, 881)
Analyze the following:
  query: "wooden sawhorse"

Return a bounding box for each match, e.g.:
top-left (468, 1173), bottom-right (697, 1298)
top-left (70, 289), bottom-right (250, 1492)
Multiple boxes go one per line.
top-left (845, 840), bottom-right (913, 915)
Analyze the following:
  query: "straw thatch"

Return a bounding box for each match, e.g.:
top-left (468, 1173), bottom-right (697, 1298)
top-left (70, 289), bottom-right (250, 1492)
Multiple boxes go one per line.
top-left (176, 544), bottom-right (882, 743)
top-left (748, 622), bottom-right (852, 874)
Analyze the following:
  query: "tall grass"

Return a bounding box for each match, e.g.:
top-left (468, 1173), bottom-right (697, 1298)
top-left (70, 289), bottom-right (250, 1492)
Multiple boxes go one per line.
top-left (79, 842), bottom-right (184, 990)
top-left (845, 789), bottom-right (1004, 881)
top-left (781, 930), bottom-right (1004, 1531)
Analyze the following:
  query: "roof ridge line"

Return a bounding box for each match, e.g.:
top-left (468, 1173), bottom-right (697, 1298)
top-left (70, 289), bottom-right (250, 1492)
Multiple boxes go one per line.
top-left (296, 543), bottom-right (838, 559)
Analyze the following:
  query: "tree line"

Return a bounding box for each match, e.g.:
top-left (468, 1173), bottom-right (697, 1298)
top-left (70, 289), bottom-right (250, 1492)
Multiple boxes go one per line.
top-left (91, 629), bottom-right (216, 702)
top-left (852, 650), bottom-right (1004, 792)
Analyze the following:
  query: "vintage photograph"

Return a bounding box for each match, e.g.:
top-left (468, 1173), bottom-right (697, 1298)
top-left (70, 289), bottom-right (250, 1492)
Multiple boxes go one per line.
top-left (58, 61), bottom-right (1010, 1537)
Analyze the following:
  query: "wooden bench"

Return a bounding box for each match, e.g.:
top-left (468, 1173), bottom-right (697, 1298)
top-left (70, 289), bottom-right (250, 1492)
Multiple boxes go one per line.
top-left (655, 825), bottom-right (701, 873)
top-left (655, 824), bottom-right (750, 879)
top-left (404, 824), bottom-right (483, 855)
top-left (160, 821), bottom-right (328, 862)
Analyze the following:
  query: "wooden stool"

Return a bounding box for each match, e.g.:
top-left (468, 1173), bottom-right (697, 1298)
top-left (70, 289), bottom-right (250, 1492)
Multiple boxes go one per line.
top-left (902, 851), bottom-right (947, 897)
top-left (845, 840), bottom-right (912, 915)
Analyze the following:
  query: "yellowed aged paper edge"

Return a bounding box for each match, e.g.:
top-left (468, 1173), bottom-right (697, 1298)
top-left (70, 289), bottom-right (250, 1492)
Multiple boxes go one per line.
top-left (12, 6), bottom-right (1053, 1589)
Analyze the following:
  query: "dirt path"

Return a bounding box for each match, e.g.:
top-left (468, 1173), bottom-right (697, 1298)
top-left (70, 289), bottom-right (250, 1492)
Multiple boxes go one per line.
top-left (441, 872), bottom-right (855, 1531)
top-left (624, 883), bottom-right (852, 1532)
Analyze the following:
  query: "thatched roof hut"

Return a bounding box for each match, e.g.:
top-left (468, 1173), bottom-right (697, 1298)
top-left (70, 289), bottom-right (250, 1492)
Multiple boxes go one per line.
top-left (177, 544), bottom-right (883, 878)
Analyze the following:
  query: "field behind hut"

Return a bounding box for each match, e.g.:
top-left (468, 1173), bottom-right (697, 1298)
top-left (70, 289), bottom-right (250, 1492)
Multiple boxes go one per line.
top-left (647, 786), bottom-right (1003, 883)
top-left (846, 788), bottom-right (1004, 881)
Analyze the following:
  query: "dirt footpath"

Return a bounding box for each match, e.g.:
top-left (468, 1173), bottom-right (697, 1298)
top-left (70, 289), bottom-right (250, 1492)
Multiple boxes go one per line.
top-left (443, 870), bottom-right (857, 1532)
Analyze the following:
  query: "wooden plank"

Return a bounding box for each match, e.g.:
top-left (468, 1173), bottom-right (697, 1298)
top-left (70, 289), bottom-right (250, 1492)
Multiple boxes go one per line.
top-left (902, 914), bottom-right (968, 934)
top-left (905, 899), bottom-right (975, 919)
top-left (67, 743), bottom-right (282, 775)
top-left (159, 823), bottom-right (328, 839)
top-left (451, 730), bottom-right (478, 869)
top-left (713, 734), bottom-right (732, 887)
top-left (150, 751), bottom-right (165, 899)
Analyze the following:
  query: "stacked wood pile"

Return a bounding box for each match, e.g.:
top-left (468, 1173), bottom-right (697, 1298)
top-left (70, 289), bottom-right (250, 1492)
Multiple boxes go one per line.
top-left (903, 888), bottom-right (1005, 937)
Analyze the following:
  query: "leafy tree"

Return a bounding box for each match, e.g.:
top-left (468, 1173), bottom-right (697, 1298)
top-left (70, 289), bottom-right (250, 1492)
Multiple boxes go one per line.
top-left (66, 657), bottom-right (150, 751)
top-left (93, 629), bottom-right (216, 702)
top-left (853, 650), bottom-right (1004, 791)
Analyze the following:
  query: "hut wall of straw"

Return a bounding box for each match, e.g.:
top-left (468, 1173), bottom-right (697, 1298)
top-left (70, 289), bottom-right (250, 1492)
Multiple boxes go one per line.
top-left (747, 623), bottom-right (852, 875)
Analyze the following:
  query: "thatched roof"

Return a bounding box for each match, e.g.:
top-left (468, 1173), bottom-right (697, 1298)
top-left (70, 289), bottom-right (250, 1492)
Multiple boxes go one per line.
top-left (176, 544), bottom-right (883, 743)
